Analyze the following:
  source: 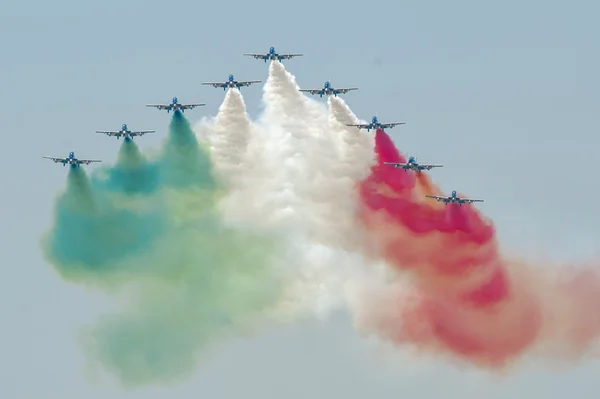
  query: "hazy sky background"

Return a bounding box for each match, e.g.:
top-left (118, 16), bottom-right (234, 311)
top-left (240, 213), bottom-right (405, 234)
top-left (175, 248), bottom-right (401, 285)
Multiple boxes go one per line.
top-left (2, 0), bottom-right (600, 397)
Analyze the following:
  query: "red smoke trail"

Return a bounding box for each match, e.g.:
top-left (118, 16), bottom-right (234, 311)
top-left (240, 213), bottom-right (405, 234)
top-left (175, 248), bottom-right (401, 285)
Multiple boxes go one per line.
top-left (358, 129), bottom-right (600, 367)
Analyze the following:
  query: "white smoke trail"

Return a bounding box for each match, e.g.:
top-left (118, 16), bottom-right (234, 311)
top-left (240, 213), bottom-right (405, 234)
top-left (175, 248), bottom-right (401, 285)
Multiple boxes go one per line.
top-left (196, 61), bottom-right (382, 320)
top-left (252, 62), bottom-right (377, 317)
top-left (210, 62), bottom-right (310, 232)
top-left (204, 88), bottom-right (255, 189)
top-left (328, 96), bottom-right (376, 182)
top-left (250, 61), bottom-right (372, 251)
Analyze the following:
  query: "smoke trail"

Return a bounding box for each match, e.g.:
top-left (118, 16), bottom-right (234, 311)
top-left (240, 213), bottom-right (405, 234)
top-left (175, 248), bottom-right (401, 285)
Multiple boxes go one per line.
top-left (207, 61), bottom-right (340, 236)
top-left (327, 96), bottom-right (375, 182)
top-left (203, 88), bottom-right (254, 188)
top-left (43, 112), bottom-right (283, 386)
top-left (254, 61), bottom-right (366, 250)
top-left (264, 63), bottom-right (387, 317)
top-left (197, 61), bottom-right (375, 320)
top-left (355, 129), bottom-right (600, 368)
top-left (251, 60), bottom-right (322, 231)
top-left (41, 146), bottom-right (165, 282)
top-left (96, 139), bottom-right (161, 196)
top-left (159, 112), bottom-right (216, 190)
top-left (197, 87), bottom-right (280, 233)
top-left (324, 96), bottom-right (378, 252)
top-left (203, 62), bottom-right (308, 233)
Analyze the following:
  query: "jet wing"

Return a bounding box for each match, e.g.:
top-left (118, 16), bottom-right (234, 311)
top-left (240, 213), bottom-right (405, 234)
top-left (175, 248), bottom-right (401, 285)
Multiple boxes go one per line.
top-left (383, 162), bottom-right (408, 168)
top-left (96, 130), bottom-right (119, 136)
top-left (299, 89), bottom-right (321, 94)
top-left (243, 53), bottom-right (266, 59)
top-left (461, 198), bottom-right (484, 203)
top-left (380, 122), bottom-right (406, 128)
top-left (336, 88), bottom-right (358, 94)
top-left (146, 104), bottom-right (169, 110)
top-left (425, 195), bottom-right (447, 202)
top-left (279, 53), bottom-right (303, 59)
top-left (129, 130), bottom-right (155, 136)
top-left (180, 103), bottom-right (205, 109)
top-left (43, 156), bottom-right (66, 163)
top-left (237, 80), bottom-right (261, 86)
top-left (417, 164), bottom-right (443, 170)
top-left (202, 82), bottom-right (225, 87)
top-left (77, 159), bottom-right (102, 165)
top-left (346, 123), bottom-right (370, 129)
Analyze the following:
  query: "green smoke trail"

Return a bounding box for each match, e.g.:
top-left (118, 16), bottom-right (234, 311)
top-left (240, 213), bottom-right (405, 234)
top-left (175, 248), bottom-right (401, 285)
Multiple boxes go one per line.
top-left (159, 112), bottom-right (216, 190)
top-left (42, 111), bottom-right (283, 386)
top-left (41, 139), bottom-right (166, 282)
top-left (97, 139), bottom-right (161, 196)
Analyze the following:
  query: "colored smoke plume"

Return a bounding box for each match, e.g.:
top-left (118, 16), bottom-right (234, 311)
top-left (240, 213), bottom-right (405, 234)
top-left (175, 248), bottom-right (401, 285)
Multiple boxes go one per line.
top-left (42, 55), bottom-right (600, 387)
top-left (42, 113), bottom-right (283, 386)
top-left (354, 128), bottom-right (600, 367)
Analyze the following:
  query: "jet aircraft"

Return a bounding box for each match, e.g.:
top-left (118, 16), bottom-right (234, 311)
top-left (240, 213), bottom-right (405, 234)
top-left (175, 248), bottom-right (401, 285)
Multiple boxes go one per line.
top-left (299, 81), bottom-right (358, 97)
top-left (43, 151), bottom-right (101, 167)
top-left (146, 97), bottom-right (205, 113)
top-left (201, 74), bottom-right (261, 90)
top-left (384, 156), bottom-right (443, 172)
top-left (96, 124), bottom-right (155, 140)
top-left (243, 47), bottom-right (303, 62)
top-left (347, 116), bottom-right (406, 131)
top-left (425, 191), bottom-right (484, 206)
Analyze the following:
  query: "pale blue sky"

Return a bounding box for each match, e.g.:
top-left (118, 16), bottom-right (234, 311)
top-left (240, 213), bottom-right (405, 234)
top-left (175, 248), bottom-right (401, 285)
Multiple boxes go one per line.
top-left (2, 0), bottom-right (600, 397)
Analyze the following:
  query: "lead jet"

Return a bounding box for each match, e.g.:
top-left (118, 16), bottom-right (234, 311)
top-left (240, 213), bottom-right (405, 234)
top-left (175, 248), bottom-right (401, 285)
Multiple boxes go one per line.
top-left (243, 47), bottom-right (303, 62)
top-left (347, 116), bottom-right (406, 132)
top-left (146, 97), bottom-right (205, 113)
top-left (201, 74), bottom-right (261, 90)
top-left (96, 124), bottom-right (155, 140)
top-left (43, 151), bottom-right (101, 168)
top-left (299, 80), bottom-right (358, 98)
top-left (425, 190), bottom-right (484, 206)
top-left (384, 156), bottom-right (443, 173)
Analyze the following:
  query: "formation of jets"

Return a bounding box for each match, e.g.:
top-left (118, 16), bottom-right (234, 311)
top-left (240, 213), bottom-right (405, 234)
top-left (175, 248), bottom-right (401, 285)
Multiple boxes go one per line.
top-left (382, 157), bottom-right (483, 205)
top-left (42, 46), bottom-right (484, 207)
